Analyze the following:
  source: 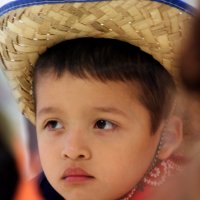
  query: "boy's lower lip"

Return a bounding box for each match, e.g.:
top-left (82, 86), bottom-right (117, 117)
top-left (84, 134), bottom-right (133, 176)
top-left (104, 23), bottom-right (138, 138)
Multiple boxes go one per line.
top-left (63, 175), bottom-right (94, 183)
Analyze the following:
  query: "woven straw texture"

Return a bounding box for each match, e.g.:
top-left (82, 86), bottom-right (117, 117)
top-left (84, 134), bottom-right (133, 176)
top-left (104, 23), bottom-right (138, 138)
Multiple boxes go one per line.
top-left (0, 0), bottom-right (191, 123)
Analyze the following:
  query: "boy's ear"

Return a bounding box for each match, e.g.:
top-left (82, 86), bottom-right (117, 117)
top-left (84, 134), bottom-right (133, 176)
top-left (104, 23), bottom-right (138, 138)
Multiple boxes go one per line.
top-left (158, 116), bottom-right (183, 160)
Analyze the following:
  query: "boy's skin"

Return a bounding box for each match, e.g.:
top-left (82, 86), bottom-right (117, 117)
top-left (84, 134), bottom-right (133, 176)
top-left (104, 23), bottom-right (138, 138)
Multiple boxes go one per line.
top-left (35, 71), bottom-right (181, 200)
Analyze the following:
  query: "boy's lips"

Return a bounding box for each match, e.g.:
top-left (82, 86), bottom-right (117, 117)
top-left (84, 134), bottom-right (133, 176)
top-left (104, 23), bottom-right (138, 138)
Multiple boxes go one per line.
top-left (62, 167), bottom-right (95, 183)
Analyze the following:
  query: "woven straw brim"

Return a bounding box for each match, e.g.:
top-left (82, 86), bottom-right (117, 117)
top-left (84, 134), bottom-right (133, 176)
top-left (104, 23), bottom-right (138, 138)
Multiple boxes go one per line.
top-left (0, 0), bottom-right (191, 124)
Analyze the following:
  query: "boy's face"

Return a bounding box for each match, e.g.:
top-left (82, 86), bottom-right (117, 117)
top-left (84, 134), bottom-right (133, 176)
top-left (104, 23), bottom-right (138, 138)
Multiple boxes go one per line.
top-left (36, 72), bottom-right (162, 200)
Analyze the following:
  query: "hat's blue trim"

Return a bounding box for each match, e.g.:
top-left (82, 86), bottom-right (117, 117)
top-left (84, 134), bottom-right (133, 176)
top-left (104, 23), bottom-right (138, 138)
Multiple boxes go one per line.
top-left (0, 0), bottom-right (107, 16)
top-left (153, 0), bottom-right (195, 15)
top-left (0, 0), bottom-right (194, 17)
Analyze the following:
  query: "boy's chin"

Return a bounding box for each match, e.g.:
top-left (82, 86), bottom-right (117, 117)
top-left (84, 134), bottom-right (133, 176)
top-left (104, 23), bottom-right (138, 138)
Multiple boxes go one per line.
top-left (58, 188), bottom-right (124, 200)
top-left (61, 192), bottom-right (100, 200)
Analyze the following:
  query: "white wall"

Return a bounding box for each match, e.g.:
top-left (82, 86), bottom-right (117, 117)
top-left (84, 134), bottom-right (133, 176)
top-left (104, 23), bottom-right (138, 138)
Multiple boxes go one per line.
top-left (182, 0), bottom-right (198, 8)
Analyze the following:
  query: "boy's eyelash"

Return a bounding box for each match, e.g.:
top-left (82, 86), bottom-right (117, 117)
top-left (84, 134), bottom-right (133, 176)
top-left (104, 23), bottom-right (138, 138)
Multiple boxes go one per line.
top-left (43, 120), bottom-right (63, 130)
top-left (44, 120), bottom-right (55, 128)
top-left (94, 119), bottom-right (118, 130)
top-left (42, 119), bottom-right (119, 131)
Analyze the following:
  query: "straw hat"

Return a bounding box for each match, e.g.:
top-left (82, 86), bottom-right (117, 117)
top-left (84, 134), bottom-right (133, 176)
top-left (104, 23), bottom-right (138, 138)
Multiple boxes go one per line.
top-left (0, 0), bottom-right (192, 124)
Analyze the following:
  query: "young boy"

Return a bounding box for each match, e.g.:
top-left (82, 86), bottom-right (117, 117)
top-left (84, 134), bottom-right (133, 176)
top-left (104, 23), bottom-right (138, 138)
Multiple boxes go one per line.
top-left (0, 0), bottom-right (192, 199)
top-left (33, 37), bottom-right (182, 200)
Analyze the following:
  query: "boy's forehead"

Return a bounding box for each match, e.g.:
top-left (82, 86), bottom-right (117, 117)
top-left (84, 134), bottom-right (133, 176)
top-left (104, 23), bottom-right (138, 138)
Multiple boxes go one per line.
top-left (35, 71), bottom-right (152, 127)
top-left (35, 70), bottom-right (142, 101)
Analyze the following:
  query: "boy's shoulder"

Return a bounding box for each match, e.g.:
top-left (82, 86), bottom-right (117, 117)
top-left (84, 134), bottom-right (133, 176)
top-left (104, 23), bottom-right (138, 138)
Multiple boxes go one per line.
top-left (34, 172), bottom-right (64, 200)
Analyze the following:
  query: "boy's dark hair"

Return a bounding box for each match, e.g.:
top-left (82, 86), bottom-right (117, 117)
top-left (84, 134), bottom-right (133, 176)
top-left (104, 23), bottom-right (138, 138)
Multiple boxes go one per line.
top-left (33, 37), bottom-right (176, 133)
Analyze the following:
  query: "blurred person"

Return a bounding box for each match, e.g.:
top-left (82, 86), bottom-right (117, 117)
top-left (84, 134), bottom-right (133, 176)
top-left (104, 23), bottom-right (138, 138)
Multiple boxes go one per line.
top-left (0, 111), bottom-right (19, 200)
top-left (180, 4), bottom-right (200, 93)
top-left (0, 111), bottom-right (42, 200)
top-left (0, 69), bottom-right (42, 200)
top-left (176, 1), bottom-right (200, 200)
top-left (178, 0), bottom-right (200, 169)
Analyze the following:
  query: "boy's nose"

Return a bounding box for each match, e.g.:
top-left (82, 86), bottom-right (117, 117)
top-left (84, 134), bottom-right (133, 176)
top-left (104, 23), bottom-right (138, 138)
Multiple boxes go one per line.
top-left (60, 131), bottom-right (91, 160)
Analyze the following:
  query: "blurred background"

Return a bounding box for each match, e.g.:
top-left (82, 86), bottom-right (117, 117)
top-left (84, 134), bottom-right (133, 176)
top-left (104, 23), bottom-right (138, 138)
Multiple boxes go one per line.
top-left (0, 66), bottom-right (42, 200)
top-left (0, 66), bottom-right (41, 179)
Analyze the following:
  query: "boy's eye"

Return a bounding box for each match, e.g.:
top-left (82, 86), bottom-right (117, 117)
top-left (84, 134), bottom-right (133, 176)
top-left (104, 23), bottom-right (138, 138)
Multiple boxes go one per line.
top-left (94, 120), bottom-right (116, 130)
top-left (44, 120), bottom-right (63, 130)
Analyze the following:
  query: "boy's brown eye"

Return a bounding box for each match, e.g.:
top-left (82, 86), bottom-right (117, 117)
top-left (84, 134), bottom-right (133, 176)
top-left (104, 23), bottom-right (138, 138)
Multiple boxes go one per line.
top-left (94, 120), bottom-right (115, 130)
top-left (44, 120), bottom-right (63, 130)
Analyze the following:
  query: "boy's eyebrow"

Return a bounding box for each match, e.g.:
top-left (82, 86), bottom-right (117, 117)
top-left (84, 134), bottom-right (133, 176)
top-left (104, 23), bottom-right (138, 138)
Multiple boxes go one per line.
top-left (93, 107), bottom-right (127, 117)
top-left (37, 106), bottom-right (128, 117)
top-left (37, 107), bottom-right (63, 117)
